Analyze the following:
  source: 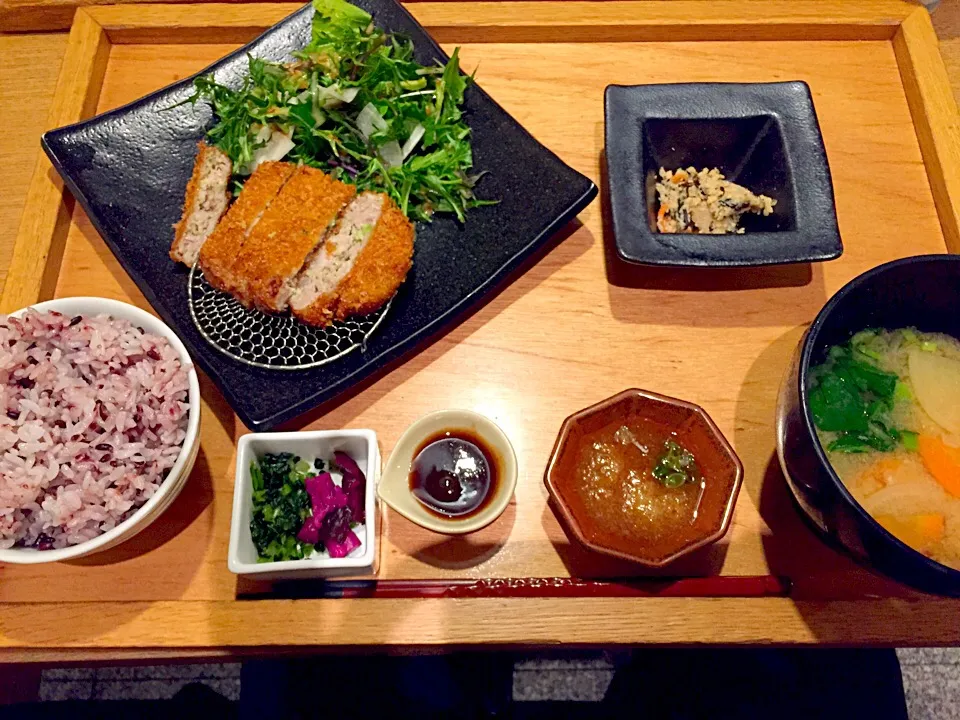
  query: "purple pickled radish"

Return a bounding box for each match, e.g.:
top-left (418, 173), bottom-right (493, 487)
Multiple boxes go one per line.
top-left (333, 451), bottom-right (364, 482)
top-left (304, 473), bottom-right (348, 519)
top-left (297, 516), bottom-right (320, 545)
top-left (304, 473), bottom-right (330, 504)
top-left (341, 474), bottom-right (365, 523)
top-left (324, 528), bottom-right (361, 558)
top-left (298, 464), bottom-right (367, 556)
top-left (334, 451), bottom-right (366, 523)
top-left (318, 506), bottom-right (352, 545)
top-left (299, 474), bottom-right (349, 546)
top-left (318, 507), bottom-right (360, 558)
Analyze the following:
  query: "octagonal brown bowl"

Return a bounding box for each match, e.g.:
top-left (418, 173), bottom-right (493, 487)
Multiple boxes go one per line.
top-left (545, 389), bottom-right (744, 567)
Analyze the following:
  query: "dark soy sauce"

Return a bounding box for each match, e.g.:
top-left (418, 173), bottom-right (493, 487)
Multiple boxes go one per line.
top-left (409, 429), bottom-right (501, 519)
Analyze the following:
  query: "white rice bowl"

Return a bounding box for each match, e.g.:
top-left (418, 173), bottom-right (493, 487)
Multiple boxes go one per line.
top-left (0, 297), bottom-right (200, 564)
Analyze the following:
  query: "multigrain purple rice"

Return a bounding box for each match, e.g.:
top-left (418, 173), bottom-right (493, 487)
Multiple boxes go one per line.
top-left (0, 310), bottom-right (190, 549)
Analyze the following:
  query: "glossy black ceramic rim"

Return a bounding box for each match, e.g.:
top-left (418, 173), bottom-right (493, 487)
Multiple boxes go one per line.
top-left (603, 80), bottom-right (842, 267)
top-left (798, 253), bottom-right (960, 581)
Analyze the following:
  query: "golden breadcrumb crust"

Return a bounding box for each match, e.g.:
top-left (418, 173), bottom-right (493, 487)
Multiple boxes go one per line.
top-left (169, 141), bottom-right (231, 264)
top-left (198, 161), bottom-right (295, 293)
top-left (237, 167), bottom-right (356, 312)
top-left (334, 199), bottom-right (414, 319)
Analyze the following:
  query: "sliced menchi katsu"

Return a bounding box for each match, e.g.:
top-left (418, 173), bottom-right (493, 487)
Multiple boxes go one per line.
top-left (169, 141), bottom-right (232, 266)
top-left (232, 166), bottom-right (356, 312)
top-left (197, 161), bottom-right (297, 293)
top-left (290, 191), bottom-right (414, 327)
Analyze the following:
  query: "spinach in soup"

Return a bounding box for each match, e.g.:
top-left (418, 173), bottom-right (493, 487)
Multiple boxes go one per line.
top-left (808, 330), bottom-right (915, 453)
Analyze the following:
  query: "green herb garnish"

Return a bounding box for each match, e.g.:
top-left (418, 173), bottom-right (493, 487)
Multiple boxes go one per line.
top-left (808, 337), bottom-right (912, 453)
top-left (188, 0), bottom-right (492, 222)
top-left (652, 439), bottom-right (700, 488)
top-left (250, 452), bottom-right (313, 562)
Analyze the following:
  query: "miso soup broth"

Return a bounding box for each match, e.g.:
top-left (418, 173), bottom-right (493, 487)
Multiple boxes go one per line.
top-left (809, 328), bottom-right (960, 569)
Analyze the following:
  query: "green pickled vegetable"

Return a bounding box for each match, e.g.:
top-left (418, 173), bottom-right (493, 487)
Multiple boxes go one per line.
top-left (249, 452), bottom-right (313, 562)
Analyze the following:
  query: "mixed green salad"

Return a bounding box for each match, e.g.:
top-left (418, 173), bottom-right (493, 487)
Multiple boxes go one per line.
top-left (189, 0), bottom-right (491, 222)
top-left (250, 450), bottom-right (367, 562)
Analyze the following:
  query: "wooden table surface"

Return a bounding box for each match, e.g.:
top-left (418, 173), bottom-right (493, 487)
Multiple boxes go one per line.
top-left (1, 0), bottom-right (960, 657)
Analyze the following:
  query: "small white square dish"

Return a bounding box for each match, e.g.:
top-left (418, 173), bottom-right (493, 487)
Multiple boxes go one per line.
top-left (228, 429), bottom-right (379, 580)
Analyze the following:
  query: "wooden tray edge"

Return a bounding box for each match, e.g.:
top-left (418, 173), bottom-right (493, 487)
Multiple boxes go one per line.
top-left (894, 6), bottom-right (960, 253)
top-left (2, 0), bottom-right (918, 35)
top-left (2, 596), bottom-right (960, 652)
top-left (0, 8), bottom-right (109, 313)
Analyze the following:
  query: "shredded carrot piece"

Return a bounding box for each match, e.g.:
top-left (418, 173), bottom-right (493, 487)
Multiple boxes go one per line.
top-left (656, 204), bottom-right (670, 232)
top-left (918, 435), bottom-right (960, 498)
top-left (671, 170), bottom-right (688, 184)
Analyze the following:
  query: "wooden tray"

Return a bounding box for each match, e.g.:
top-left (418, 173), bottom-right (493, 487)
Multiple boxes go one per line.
top-left (3, 0), bottom-right (960, 657)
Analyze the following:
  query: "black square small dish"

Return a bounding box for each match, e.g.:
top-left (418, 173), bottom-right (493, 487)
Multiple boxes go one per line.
top-left (41, 0), bottom-right (597, 431)
top-left (604, 81), bottom-right (841, 267)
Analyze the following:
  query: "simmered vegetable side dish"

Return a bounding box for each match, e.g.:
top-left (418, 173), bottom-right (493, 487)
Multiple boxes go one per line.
top-left (809, 328), bottom-right (960, 568)
top-left (250, 450), bottom-right (367, 562)
top-left (655, 167), bottom-right (775, 235)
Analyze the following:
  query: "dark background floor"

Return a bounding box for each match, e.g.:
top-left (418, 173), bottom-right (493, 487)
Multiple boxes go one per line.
top-left (1, 648), bottom-right (951, 718)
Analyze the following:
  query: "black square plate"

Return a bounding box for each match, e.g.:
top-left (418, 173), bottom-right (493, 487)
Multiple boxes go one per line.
top-left (604, 81), bottom-right (841, 267)
top-left (41, 0), bottom-right (597, 431)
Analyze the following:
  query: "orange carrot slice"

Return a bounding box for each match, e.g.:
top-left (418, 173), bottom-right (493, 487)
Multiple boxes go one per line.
top-left (875, 513), bottom-right (945, 552)
top-left (918, 435), bottom-right (960, 498)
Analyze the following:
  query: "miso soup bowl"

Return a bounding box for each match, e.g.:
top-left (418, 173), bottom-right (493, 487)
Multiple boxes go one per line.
top-left (776, 254), bottom-right (960, 596)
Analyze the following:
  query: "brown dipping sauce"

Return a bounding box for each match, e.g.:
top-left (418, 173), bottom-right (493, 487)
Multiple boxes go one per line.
top-left (409, 429), bottom-right (501, 519)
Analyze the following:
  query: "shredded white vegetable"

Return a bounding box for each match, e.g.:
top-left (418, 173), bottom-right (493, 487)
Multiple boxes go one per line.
top-left (356, 102), bottom-right (388, 139)
top-left (245, 127), bottom-right (295, 173)
top-left (401, 124), bottom-right (425, 160)
top-left (315, 84), bottom-right (359, 109)
top-left (380, 139), bottom-right (403, 168)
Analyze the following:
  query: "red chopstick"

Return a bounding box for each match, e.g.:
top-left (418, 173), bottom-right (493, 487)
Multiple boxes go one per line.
top-left (249, 575), bottom-right (790, 599)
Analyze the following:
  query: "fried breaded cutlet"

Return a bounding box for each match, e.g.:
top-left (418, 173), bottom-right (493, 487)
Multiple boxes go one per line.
top-left (198, 162), bottom-right (296, 293)
top-left (290, 192), bottom-right (414, 327)
top-left (186, 161), bottom-right (413, 325)
top-left (170, 142), bottom-right (232, 266)
top-left (232, 166), bottom-right (356, 312)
